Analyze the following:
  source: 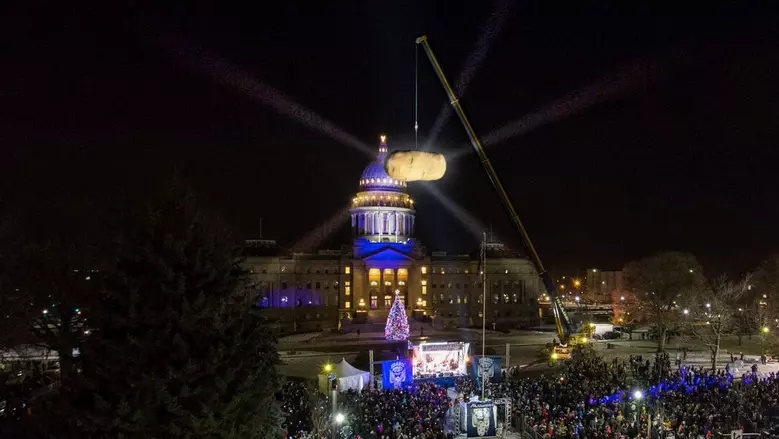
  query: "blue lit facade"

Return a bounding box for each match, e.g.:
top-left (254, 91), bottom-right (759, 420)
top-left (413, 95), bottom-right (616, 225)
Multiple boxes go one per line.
top-left (245, 135), bottom-right (542, 333)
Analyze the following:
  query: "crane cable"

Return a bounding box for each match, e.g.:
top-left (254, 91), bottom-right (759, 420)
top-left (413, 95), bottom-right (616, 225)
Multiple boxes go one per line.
top-left (414, 43), bottom-right (419, 149)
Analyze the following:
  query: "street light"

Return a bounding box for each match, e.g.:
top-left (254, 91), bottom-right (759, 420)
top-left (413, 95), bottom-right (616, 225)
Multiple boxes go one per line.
top-left (324, 363), bottom-right (333, 373)
top-left (705, 303), bottom-right (711, 308)
top-left (575, 296), bottom-right (580, 302)
top-left (335, 413), bottom-right (345, 424)
top-left (620, 296), bottom-right (625, 301)
top-left (683, 309), bottom-right (689, 315)
top-left (761, 326), bottom-right (770, 356)
top-left (633, 390), bottom-right (643, 400)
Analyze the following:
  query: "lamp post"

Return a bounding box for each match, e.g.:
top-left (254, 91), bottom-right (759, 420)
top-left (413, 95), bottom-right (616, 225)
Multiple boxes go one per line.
top-left (332, 412), bottom-right (345, 439)
top-left (481, 232), bottom-right (487, 400)
top-left (761, 326), bottom-right (770, 355)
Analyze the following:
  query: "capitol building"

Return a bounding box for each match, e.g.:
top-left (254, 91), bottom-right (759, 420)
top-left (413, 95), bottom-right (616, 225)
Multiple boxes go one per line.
top-left (245, 135), bottom-right (543, 332)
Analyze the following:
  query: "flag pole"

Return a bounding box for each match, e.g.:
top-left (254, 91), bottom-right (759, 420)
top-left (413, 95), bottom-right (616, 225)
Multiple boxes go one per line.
top-left (481, 231), bottom-right (487, 400)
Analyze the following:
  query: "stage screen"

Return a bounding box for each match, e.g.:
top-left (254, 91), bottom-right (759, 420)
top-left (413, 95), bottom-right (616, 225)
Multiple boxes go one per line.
top-left (412, 342), bottom-right (470, 378)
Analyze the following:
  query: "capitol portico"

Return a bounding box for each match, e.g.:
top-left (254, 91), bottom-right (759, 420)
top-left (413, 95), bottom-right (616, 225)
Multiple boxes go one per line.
top-left (245, 135), bottom-right (543, 333)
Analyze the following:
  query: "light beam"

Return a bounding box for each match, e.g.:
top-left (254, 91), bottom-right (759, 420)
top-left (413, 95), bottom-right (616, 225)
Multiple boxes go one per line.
top-left (291, 207), bottom-right (351, 252)
top-left (418, 182), bottom-right (486, 242)
top-left (424, 0), bottom-right (515, 150)
top-left (448, 59), bottom-right (658, 160)
top-left (162, 36), bottom-right (374, 157)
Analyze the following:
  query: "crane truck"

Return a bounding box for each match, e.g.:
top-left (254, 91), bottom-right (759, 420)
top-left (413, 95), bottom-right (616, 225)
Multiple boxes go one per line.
top-left (415, 35), bottom-right (588, 363)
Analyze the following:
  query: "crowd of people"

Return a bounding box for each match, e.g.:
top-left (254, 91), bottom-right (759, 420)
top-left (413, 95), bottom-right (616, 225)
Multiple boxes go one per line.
top-left (280, 347), bottom-right (779, 439)
top-left (337, 382), bottom-right (451, 438)
top-left (281, 381), bottom-right (452, 438)
top-left (467, 348), bottom-right (779, 438)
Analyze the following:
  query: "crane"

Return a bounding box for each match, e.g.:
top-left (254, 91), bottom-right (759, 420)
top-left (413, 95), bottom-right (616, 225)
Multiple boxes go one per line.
top-left (415, 35), bottom-right (586, 361)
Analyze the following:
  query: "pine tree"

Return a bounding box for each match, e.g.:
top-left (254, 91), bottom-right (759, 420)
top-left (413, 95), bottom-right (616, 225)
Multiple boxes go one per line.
top-left (384, 292), bottom-right (410, 341)
top-left (57, 183), bottom-right (283, 438)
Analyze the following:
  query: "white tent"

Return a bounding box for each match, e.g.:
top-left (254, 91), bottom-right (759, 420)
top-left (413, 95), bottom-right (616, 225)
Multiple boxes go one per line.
top-left (318, 358), bottom-right (371, 394)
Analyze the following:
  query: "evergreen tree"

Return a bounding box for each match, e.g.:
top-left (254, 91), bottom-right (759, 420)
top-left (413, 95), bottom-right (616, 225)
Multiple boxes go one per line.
top-left (59, 183), bottom-right (283, 438)
top-left (384, 292), bottom-right (409, 341)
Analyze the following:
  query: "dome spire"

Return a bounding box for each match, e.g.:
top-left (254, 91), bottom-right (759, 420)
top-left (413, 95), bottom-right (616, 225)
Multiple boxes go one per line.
top-left (378, 133), bottom-right (388, 155)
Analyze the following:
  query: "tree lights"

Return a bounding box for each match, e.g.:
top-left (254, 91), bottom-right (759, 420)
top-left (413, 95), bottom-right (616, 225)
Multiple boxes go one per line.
top-left (384, 292), bottom-right (410, 341)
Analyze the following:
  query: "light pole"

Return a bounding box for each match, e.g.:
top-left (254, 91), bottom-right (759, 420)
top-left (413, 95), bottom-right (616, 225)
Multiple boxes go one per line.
top-left (481, 232), bottom-right (487, 400)
top-left (761, 326), bottom-right (769, 356)
top-left (332, 412), bottom-right (345, 439)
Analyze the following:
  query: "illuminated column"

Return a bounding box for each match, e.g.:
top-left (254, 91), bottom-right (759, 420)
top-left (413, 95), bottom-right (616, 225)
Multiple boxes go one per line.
top-left (379, 269), bottom-right (384, 308)
top-left (395, 213), bottom-right (399, 241)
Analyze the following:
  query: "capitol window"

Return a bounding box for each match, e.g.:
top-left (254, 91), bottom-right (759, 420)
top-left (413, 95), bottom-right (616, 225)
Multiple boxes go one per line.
top-left (421, 266), bottom-right (427, 274)
top-left (344, 266), bottom-right (351, 274)
top-left (345, 301), bottom-right (351, 309)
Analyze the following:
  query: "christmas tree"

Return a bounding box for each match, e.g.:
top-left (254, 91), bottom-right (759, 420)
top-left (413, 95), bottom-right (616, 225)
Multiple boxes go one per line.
top-left (384, 292), bottom-right (410, 340)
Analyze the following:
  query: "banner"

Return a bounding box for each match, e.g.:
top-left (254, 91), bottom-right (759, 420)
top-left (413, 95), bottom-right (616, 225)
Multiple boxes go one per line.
top-left (470, 356), bottom-right (502, 383)
top-left (381, 359), bottom-right (413, 389)
top-left (467, 400), bottom-right (496, 437)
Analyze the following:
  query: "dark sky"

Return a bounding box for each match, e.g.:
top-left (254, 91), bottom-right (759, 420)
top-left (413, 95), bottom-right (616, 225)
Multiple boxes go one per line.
top-left (2, 2), bottom-right (778, 275)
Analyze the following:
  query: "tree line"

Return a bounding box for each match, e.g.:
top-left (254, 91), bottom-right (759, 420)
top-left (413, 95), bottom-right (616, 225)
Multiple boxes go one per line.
top-left (615, 251), bottom-right (779, 370)
top-left (0, 183), bottom-right (282, 438)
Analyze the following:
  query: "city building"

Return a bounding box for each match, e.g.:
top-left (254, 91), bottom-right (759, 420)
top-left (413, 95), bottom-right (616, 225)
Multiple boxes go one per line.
top-left (585, 268), bottom-right (625, 303)
top-left (245, 135), bottom-right (543, 333)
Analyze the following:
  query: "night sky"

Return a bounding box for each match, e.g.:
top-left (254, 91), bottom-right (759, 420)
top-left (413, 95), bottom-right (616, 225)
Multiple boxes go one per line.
top-left (3, 2), bottom-right (778, 275)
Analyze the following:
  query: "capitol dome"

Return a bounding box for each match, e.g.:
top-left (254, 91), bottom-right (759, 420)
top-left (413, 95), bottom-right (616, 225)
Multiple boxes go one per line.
top-left (358, 135), bottom-right (407, 192)
top-left (349, 134), bottom-right (416, 245)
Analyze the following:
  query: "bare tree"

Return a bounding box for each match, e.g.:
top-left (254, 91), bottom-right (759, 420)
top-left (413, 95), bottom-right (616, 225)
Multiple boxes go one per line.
top-left (625, 252), bottom-right (704, 352)
top-left (685, 275), bottom-right (750, 370)
top-left (610, 289), bottom-right (641, 340)
top-left (750, 254), bottom-right (779, 354)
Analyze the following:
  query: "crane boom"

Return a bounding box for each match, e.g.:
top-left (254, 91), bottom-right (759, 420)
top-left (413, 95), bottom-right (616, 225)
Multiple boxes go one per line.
top-left (415, 35), bottom-right (576, 343)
